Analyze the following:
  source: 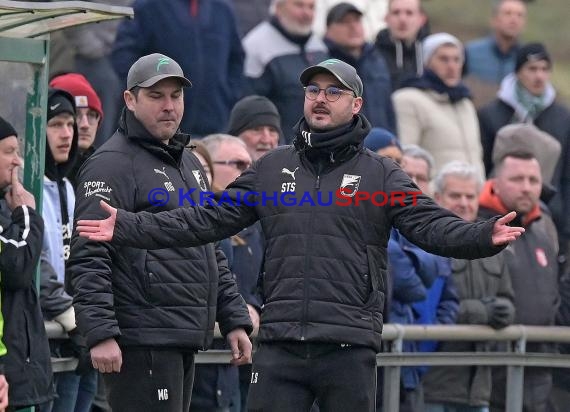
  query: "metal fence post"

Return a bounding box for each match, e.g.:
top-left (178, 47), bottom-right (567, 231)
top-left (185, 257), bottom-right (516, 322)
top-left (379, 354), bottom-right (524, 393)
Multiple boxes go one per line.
top-left (382, 324), bottom-right (403, 412)
top-left (506, 326), bottom-right (527, 412)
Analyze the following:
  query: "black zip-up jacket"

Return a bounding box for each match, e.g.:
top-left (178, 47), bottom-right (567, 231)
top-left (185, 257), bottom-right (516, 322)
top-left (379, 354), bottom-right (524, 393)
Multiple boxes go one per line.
top-left (68, 109), bottom-right (252, 350)
top-left (111, 114), bottom-right (505, 352)
top-left (0, 200), bottom-right (53, 407)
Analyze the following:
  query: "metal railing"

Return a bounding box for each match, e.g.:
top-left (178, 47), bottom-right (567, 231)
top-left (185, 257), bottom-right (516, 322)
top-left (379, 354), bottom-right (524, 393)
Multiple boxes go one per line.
top-left (45, 322), bottom-right (570, 412)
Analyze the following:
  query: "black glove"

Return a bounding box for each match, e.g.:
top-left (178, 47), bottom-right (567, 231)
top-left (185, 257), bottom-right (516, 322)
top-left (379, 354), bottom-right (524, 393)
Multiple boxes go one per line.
top-left (482, 297), bottom-right (513, 329)
top-left (68, 328), bottom-right (93, 376)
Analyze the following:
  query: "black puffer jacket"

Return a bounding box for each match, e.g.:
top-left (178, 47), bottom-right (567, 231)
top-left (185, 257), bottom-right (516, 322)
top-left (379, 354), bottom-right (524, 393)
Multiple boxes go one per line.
top-left (0, 201), bottom-right (53, 408)
top-left (68, 109), bottom-right (252, 350)
top-left (113, 114), bottom-right (505, 352)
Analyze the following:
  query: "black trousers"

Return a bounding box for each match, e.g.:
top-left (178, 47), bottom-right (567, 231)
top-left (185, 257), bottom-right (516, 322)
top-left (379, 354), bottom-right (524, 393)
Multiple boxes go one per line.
top-left (103, 347), bottom-right (195, 412)
top-left (247, 342), bottom-right (377, 412)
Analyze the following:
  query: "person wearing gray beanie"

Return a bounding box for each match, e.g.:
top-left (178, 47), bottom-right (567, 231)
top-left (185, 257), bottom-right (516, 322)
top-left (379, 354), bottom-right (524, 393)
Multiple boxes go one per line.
top-left (227, 95), bottom-right (282, 160)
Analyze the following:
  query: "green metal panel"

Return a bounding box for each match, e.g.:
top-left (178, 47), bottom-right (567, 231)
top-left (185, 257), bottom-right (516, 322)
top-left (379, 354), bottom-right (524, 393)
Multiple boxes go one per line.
top-left (23, 39), bottom-right (48, 209)
top-left (0, 36), bottom-right (46, 64)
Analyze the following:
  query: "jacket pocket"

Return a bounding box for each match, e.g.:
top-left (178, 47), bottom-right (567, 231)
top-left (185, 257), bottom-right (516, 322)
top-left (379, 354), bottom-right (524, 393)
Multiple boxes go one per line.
top-left (365, 246), bottom-right (387, 333)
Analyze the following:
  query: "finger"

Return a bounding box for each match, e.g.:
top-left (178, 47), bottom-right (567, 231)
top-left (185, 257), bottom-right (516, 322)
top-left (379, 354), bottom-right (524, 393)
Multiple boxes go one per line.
top-left (113, 356), bottom-right (122, 373)
top-left (77, 220), bottom-right (101, 229)
top-left (497, 211), bottom-right (517, 225)
top-left (11, 165), bottom-right (20, 187)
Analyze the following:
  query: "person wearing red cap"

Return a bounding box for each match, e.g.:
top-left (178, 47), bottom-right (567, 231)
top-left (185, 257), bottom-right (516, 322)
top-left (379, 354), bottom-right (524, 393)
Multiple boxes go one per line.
top-left (49, 73), bottom-right (104, 188)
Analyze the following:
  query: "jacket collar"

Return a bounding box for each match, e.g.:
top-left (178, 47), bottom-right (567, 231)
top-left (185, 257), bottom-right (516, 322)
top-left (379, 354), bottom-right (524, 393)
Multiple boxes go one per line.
top-left (479, 180), bottom-right (541, 227)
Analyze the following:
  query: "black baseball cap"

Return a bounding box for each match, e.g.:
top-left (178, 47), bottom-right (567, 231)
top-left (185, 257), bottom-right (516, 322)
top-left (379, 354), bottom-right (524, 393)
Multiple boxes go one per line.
top-left (127, 53), bottom-right (192, 90)
top-left (326, 2), bottom-right (363, 26)
top-left (300, 59), bottom-right (363, 97)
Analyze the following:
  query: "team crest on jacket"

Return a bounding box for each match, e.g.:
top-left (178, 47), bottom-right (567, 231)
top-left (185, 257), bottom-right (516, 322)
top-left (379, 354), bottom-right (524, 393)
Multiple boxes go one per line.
top-left (339, 174), bottom-right (361, 197)
top-left (535, 247), bottom-right (548, 267)
top-left (192, 170), bottom-right (208, 191)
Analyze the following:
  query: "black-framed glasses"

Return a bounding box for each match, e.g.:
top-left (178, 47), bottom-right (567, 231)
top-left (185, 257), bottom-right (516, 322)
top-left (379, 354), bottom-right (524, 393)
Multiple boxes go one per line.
top-left (213, 160), bottom-right (252, 171)
top-left (304, 85), bottom-right (354, 102)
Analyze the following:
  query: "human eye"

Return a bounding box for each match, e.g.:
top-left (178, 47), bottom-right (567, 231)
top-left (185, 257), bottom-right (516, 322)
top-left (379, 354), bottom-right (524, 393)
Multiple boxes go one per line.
top-left (326, 87), bottom-right (342, 97)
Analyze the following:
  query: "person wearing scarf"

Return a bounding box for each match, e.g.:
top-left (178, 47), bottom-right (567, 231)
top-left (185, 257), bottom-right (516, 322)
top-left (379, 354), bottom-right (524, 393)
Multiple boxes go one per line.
top-left (394, 33), bottom-right (485, 180)
top-left (75, 58), bottom-right (527, 412)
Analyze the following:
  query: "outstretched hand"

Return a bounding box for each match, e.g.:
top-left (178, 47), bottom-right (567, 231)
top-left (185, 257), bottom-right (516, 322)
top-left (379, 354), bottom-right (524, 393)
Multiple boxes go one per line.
top-left (77, 200), bottom-right (117, 242)
top-left (492, 211), bottom-right (525, 246)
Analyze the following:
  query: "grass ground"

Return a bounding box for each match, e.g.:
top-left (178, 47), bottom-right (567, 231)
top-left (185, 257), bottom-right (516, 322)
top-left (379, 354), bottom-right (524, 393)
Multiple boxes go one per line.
top-left (423, 0), bottom-right (570, 104)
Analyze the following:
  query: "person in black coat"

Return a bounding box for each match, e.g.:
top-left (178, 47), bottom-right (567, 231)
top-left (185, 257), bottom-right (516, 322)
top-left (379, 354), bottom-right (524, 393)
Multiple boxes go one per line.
top-left (77, 59), bottom-right (526, 412)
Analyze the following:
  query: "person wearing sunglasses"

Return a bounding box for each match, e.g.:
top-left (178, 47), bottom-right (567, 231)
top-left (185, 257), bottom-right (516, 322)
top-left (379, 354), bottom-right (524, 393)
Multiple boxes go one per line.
top-left (77, 58), bottom-right (526, 412)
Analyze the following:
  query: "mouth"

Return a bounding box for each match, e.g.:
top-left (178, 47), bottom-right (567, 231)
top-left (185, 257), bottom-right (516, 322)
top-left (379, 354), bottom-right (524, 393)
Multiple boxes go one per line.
top-left (312, 106), bottom-right (330, 115)
top-left (57, 144), bottom-right (70, 151)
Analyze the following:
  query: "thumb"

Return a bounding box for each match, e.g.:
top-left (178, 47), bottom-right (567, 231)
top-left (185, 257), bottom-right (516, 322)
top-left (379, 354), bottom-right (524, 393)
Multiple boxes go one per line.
top-left (100, 200), bottom-right (115, 216)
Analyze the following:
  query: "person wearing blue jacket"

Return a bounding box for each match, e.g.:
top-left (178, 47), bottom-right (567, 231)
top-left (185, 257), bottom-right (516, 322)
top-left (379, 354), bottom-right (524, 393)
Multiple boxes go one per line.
top-left (112, 0), bottom-right (245, 137)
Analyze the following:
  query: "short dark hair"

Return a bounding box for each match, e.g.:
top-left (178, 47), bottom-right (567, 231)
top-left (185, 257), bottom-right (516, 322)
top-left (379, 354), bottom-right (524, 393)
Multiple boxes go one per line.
top-left (495, 150), bottom-right (536, 175)
top-left (492, 0), bottom-right (526, 16)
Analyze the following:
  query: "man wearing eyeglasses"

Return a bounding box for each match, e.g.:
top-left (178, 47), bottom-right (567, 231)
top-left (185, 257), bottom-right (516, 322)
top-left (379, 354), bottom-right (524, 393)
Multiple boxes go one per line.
top-left (50, 73), bottom-right (104, 189)
top-left (67, 53), bottom-right (253, 412)
top-left (77, 58), bottom-right (526, 412)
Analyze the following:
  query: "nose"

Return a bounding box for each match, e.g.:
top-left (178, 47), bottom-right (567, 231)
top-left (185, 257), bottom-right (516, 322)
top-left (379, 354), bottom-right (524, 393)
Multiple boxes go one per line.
top-left (260, 127), bottom-right (272, 142)
top-left (459, 195), bottom-right (469, 207)
top-left (13, 154), bottom-right (23, 167)
top-left (315, 88), bottom-right (327, 103)
top-left (163, 96), bottom-right (175, 111)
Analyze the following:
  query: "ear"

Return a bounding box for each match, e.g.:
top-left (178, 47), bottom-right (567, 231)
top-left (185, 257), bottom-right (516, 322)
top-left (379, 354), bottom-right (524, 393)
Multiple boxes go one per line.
top-left (352, 96), bottom-right (363, 114)
top-left (124, 90), bottom-right (136, 111)
top-left (434, 191), bottom-right (442, 203)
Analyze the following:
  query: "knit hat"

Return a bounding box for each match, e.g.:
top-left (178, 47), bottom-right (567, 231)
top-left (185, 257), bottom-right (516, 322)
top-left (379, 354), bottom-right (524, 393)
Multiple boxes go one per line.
top-left (50, 73), bottom-right (104, 119)
top-left (227, 95), bottom-right (282, 137)
top-left (47, 88), bottom-right (76, 121)
top-left (326, 2), bottom-right (363, 26)
top-left (0, 116), bottom-right (17, 141)
top-left (492, 123), bottom-right (561, 183)
top-left (364, 128), bottom-right (401, 152)
top-left (515, 43), bottom-right (552, 72)
top-left (422, 33), bottom-right (463, 66)
top-left (127, 53), bottom-right (192, 90)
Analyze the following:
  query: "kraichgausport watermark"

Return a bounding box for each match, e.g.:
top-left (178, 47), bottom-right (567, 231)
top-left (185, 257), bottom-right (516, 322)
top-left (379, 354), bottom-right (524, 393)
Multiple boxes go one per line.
top-left (147, 188), bottom-right (422, 207)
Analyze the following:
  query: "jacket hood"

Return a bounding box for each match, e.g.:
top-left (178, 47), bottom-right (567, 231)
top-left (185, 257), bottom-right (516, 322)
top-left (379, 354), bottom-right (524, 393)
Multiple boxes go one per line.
top-left (118, 107), bottom-right (191, 167)
top-left (45, 89), bottom-right (80, 182)
top-left (497, 73), bottom-right (556, 122)
top-left (375, 28), bottom-right (426, 76)
top-left (479, 180), bottom-right (541, 227)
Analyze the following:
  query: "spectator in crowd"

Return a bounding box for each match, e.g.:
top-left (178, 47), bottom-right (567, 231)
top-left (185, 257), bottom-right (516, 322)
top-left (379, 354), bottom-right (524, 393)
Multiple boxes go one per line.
top-left (188, 135), bottom-right (256, 412)
top-left (231, 0), bottom-right (272, 38)
top-left (477, 152), bottom-right (559, 412)
top-left (400, 144), bottom-right (434, 196)
top-left (391, 146), bottom-right (459, 412)
top-left (324, 3), bottom-right (396, 132)
top-left (66, 0), bottom-right (133, 146)
top-left (375, 0), bottom-right (429, 90)
top-left (49, 72), bottom-right (105, 411)
top-left (465, 0), bottom-right (527, 85)
top-left (478, 43), bottom-right (570, 260)
top-left (423, 161), bottom-right (516, 412)
top-left (40, 89), bottom-right (94, 412)
top-left (76, 58), bottom-right (526, 412)
top-left (243, 0), bottom-right (328, 143)
top-left (0, 116), bottom-right (52, 411)
top-left (227, 95), bottom-right (282, 161)
top-left (68, 53), bottom-right (252, 412)
top-left (363, 127), bottom-right (402, 163)
top-left (112, 0), bottom-right (245, 137)
top-left (49, 73), bottom-right (103, 188)
top-left (393, 33), bottom-right (484, 178)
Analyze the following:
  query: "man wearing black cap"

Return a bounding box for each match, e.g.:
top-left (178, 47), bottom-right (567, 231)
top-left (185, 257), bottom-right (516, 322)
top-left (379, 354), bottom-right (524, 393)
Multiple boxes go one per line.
top-left (324, 2), bottom-right (396, 132)
top-left (0, 116), bottom-right (52, 410)
top-left (68, 53), bottom-right (252, 412)
top-left (77, 58), bottom-right (526, 412)
top-left (478, 42), bottom-right (570, 275)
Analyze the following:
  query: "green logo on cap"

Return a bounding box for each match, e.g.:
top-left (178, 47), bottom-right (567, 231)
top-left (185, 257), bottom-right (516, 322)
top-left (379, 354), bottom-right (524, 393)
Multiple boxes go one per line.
top-left (156, 57), bottom-right (170, 72)
top-left (322, 59), bottom-right (342, 66)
